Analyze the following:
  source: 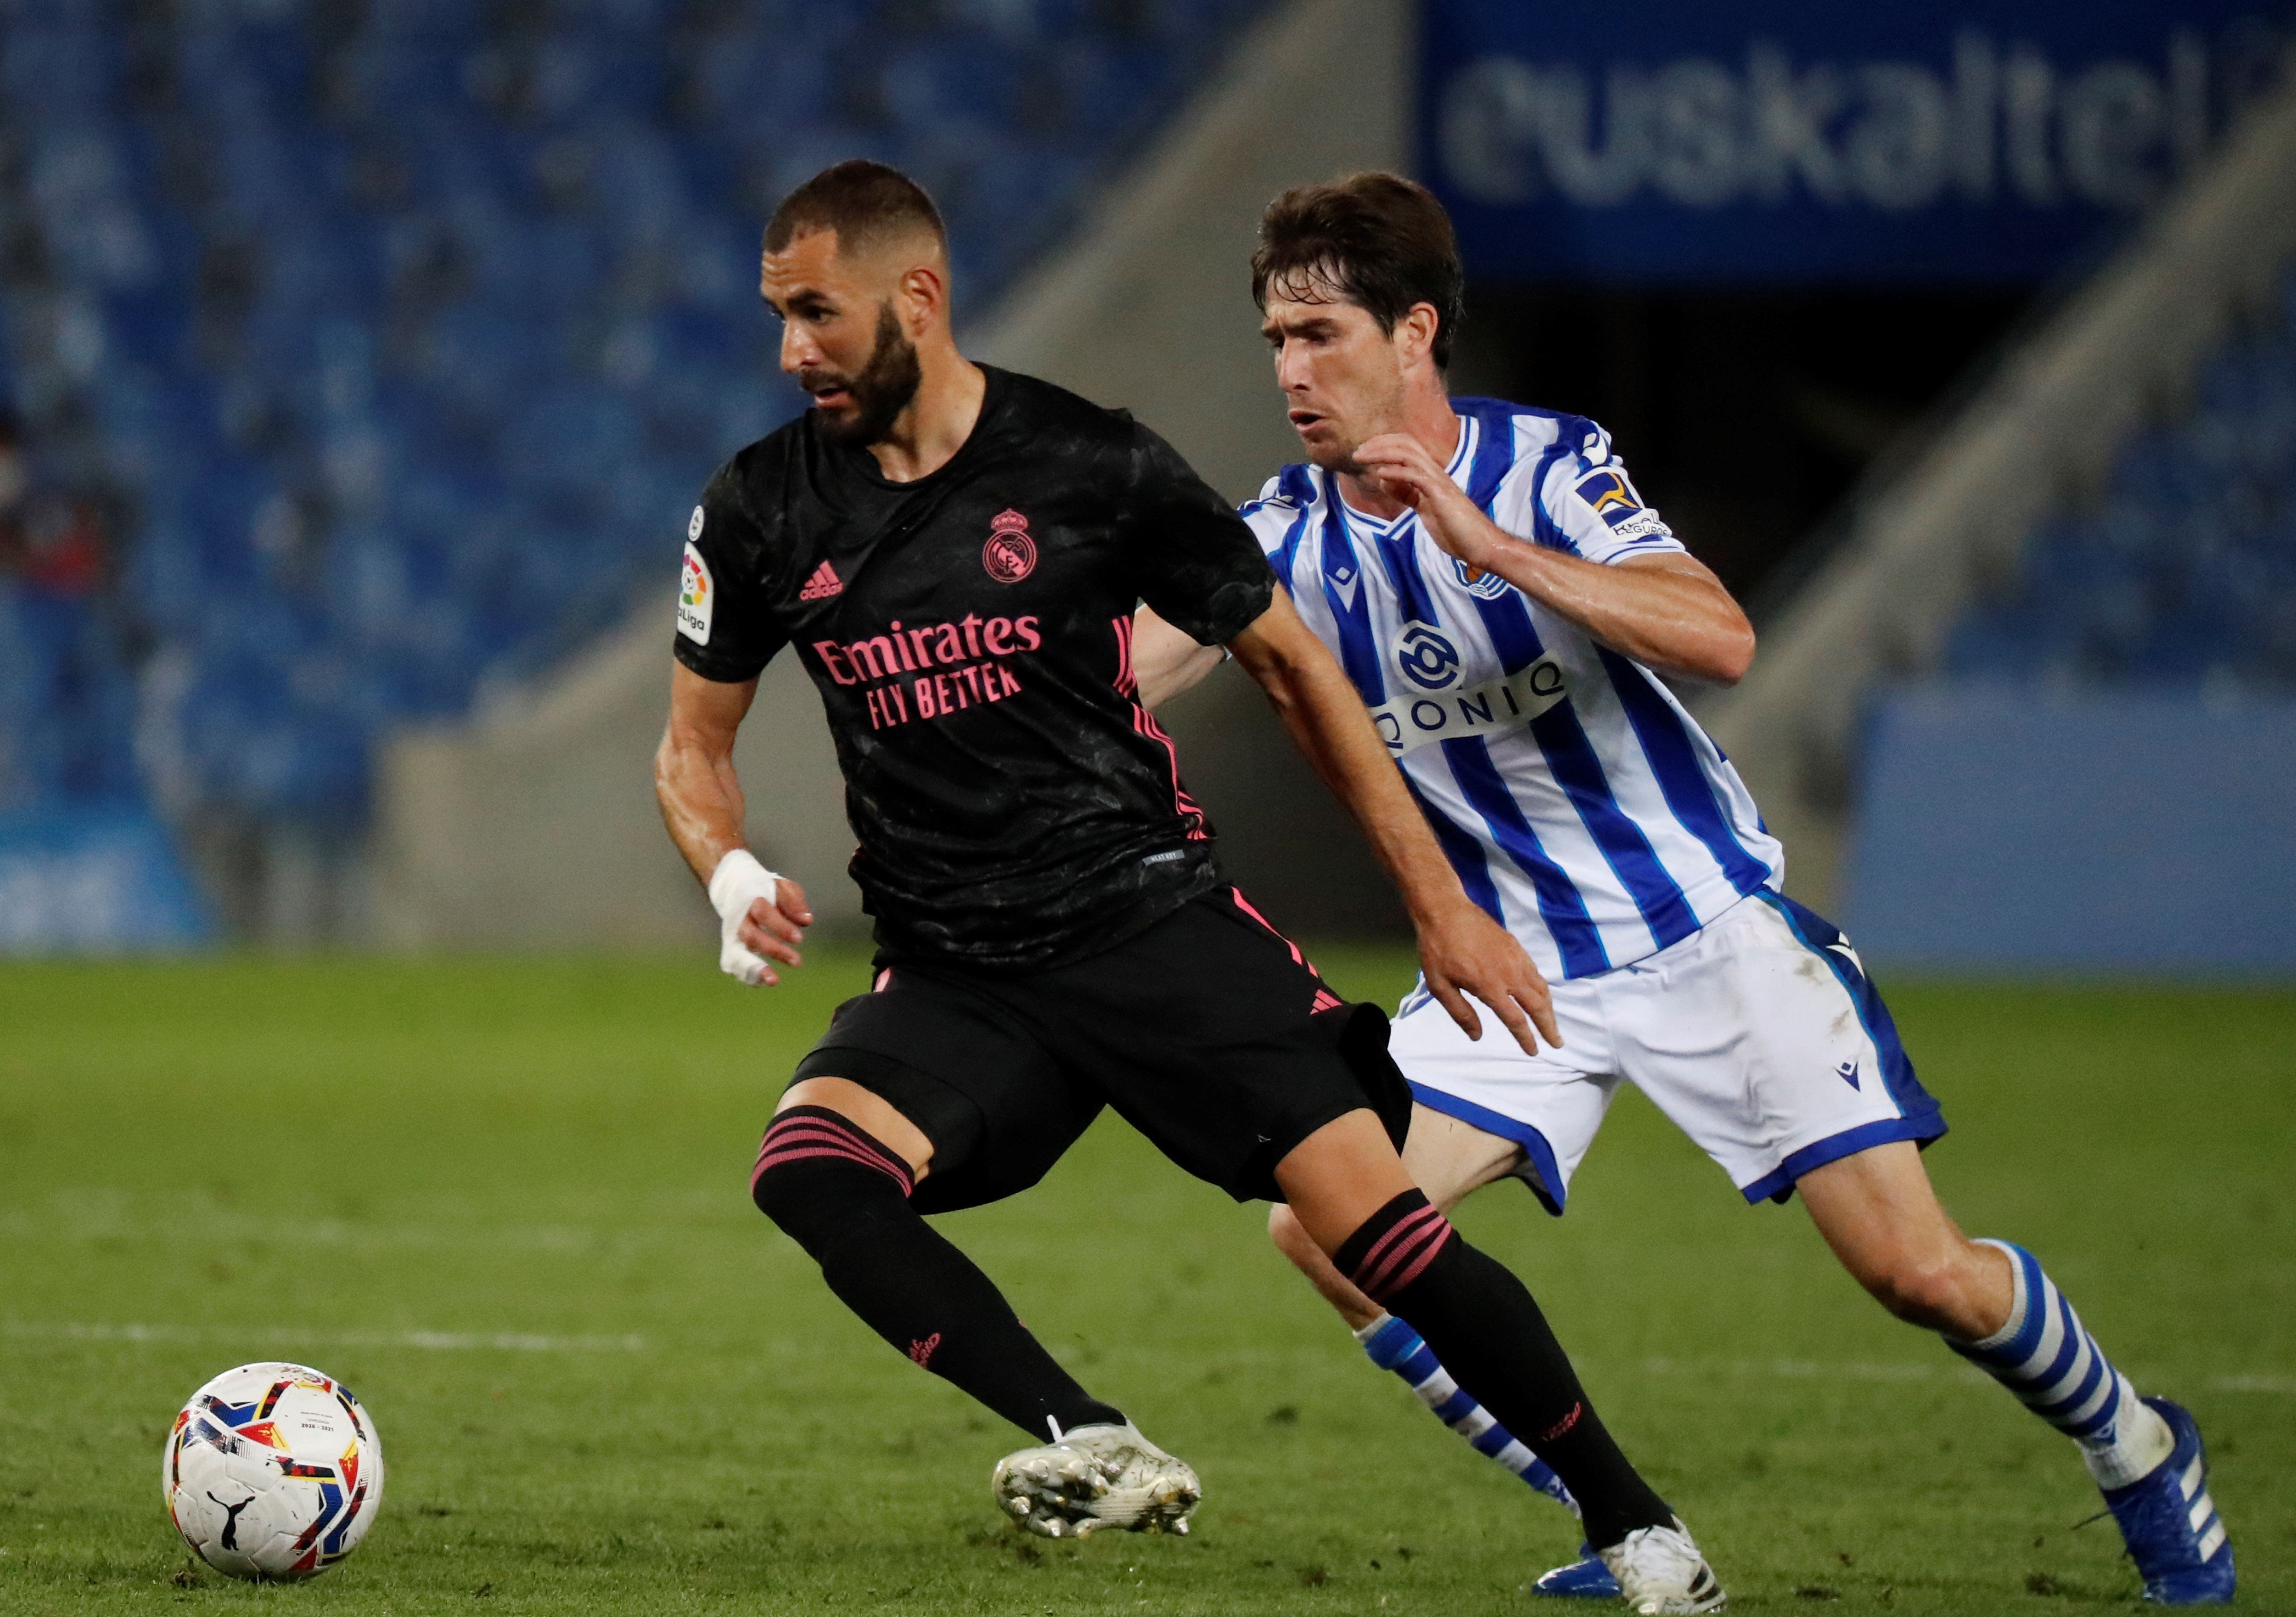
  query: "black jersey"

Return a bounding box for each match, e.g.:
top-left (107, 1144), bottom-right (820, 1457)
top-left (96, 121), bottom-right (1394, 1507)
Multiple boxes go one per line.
top-left (674, 366), bottom-right (1276, 970)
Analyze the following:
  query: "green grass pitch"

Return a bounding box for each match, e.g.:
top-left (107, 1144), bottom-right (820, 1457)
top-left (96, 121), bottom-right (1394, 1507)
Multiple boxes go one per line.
top-left (0, 951), bottom-right (2289, 1615)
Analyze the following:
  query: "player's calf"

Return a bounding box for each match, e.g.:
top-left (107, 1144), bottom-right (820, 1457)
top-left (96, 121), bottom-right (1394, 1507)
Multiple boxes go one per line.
top-left (751, 1105), bottom-right (1125, 1442)
top-left (1857, 1251), bottom-right (1987, 1335)
top-left (1330, 1189), bottom-right (1687, 1558)
top-left (1945, 1242), bottom-right (2231, 1604)
top-left (1801, 1150), bottom-right (2229, 1598)
top-left (1267, 1203), bottom-right (1579, 1507)
top-left (1271, 1201), bottom-right (1618, 1597)
top-left (1356, 1313), bottom-right (1581, 1512)
top-left (1356, 1314), bottom-right (1624, 1602)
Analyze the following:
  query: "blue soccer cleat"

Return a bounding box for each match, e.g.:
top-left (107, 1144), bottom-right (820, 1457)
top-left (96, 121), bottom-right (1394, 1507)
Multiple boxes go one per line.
top-left (1532, 1542), bottom-right (1623, 1599)
top-left (2102, 1397), bottom-right (2234, 1605)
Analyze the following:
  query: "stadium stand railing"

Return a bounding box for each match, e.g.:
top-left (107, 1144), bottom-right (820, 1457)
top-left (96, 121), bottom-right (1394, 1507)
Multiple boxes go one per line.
top-left (0, 0), bottom-right (1273, 947)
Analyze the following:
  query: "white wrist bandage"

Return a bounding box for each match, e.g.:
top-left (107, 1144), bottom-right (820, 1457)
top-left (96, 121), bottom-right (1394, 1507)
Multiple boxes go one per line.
top-left (707, 848), bottom-right (782, 986)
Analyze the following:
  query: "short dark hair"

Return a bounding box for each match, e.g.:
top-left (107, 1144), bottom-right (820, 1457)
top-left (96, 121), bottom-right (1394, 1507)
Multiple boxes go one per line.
top-left (765, 159), bottom-right (947, 259)
top-left (1252, 172), bottom-right (1464, 369)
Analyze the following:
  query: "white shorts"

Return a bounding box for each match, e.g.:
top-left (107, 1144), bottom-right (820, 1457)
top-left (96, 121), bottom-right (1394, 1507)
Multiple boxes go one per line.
top-left (1390, 891), bottom-right (1946, 1212)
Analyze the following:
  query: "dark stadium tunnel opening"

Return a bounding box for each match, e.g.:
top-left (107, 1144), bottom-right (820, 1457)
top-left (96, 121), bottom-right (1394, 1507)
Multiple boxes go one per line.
top-left (1446, 283), bottom-right (2036, 614)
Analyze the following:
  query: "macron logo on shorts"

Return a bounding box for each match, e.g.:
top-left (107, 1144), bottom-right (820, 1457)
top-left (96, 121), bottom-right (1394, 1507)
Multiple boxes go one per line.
top-left (799, 560), bottom-right (844, 601)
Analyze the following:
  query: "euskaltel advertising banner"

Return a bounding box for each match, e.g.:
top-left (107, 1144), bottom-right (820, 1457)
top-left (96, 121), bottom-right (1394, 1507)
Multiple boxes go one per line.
top-left (1423, 0), bottom-right (2291, 283)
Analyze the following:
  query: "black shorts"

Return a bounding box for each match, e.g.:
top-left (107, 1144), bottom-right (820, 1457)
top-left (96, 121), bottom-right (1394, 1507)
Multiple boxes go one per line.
top-left (789, 886), bottom-right (1411, 1212)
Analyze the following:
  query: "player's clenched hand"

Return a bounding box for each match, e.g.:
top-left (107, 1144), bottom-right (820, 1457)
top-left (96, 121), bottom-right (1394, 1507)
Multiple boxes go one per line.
top-left (1415, 896), bottom-right (1562, 1055)
top-left (707, 849), bottom-right (813, 987)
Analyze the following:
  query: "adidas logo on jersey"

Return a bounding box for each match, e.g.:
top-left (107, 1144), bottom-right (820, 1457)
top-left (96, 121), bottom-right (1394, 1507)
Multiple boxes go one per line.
top-left (799, 561), bottom-right (844, 601)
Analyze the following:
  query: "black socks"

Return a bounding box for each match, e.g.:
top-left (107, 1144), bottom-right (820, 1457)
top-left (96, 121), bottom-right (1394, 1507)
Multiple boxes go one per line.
top-left (751, 1107), bottom-right (1124, 1441)
top-left (753, 1112), bottom-right (1669, 1543)
top-left (1334, 1189), bottom-right (1673, 1549)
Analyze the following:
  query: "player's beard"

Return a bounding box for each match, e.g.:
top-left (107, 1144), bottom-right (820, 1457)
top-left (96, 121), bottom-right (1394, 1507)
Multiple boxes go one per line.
top-left (806, 304), bottom-right (923, 447)
top-left (1312, 370), bottom-right (1410, 478)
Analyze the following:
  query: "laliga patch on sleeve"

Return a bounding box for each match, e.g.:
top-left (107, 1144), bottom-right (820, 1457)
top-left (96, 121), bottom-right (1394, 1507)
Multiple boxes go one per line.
top-left (1607, 510), bottom-right (1672, 541)
top-left (1576, 469), bottom-right (1650, 525)
top-left (1575, 468), bottom-right (1672, 542)
top-left (677, 540), bottom-right (713, 644)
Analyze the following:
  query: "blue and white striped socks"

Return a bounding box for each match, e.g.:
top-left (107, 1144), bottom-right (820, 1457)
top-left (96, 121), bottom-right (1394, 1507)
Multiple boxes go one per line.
top-left (1356, 1313), bottom-right (1578, 1513)
top-left (1947, 1240), bottom-right (2173, 1490)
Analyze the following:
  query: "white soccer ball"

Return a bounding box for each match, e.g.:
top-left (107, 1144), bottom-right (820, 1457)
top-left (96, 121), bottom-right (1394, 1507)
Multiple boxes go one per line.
top-left (162, 1362), bottom-right (385, 1581)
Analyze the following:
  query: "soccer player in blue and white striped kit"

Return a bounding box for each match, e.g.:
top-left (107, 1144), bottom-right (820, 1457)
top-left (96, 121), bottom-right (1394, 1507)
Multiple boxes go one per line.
top-left (1138, 174), bottom-right (2234, 1610)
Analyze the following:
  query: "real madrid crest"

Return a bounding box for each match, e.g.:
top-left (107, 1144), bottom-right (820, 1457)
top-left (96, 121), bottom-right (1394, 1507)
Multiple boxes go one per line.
top-left (982, 509), bottom-right (1037, 583)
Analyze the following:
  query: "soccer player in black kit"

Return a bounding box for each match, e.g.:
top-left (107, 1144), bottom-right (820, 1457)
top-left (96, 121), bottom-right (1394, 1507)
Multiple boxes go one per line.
top-left (654, 160), bottom-right (1694, 1586)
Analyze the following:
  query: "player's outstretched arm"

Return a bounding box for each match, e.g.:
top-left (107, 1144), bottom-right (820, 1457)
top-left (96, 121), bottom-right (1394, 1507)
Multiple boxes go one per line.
top-left (655, 662), bottom-right (813, 986)
top-left (1229, 588), bottom-right (1560, 1053)
top-left (1351, 432), bottom-right (1756, 686)
top-left (1131, 605), bottom-right (1227, 709)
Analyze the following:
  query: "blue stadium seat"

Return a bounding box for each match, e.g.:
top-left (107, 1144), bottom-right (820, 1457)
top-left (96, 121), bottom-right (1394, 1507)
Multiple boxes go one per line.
top-left (1, 24), bottom-right (119, 121)
top-left (1940, 310), bottom-right (2296, 700)
top-left (29, 127), bottom-right (158, 290)
top-left (0, 0), bottom-right (1278, 851)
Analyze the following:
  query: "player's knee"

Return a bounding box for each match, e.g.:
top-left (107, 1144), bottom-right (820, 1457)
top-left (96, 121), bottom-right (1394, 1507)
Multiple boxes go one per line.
top-left (749, 1149), bottom-right (825, 1237)
top-left (748, 1153), bottom-right (806, 1227)
top-left (749, 1106), bottom-right (917, 1250)
top-left (752, 1153), bottom-right (897, 1267)
top-left (1860, 1252), bottom-right (1968, 1330)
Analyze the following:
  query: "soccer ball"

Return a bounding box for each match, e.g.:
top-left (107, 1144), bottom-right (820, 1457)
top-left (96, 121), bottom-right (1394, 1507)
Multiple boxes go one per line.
top-left (163, 1362), bottom-right (384, 1581)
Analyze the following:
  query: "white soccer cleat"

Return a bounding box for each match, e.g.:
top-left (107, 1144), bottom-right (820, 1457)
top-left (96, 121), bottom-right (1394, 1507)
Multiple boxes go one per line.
top-left (1597, 1518), bottom-right (1725, 1614)
top-left (990, 1422), bottom-right (1201, 1539)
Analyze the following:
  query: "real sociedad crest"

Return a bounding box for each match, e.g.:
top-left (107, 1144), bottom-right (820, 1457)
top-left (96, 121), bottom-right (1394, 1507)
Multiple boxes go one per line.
top-left (982, 509), bottom-right (1037, 583)
top-left (1452, 556), bottom-right (1514, 601)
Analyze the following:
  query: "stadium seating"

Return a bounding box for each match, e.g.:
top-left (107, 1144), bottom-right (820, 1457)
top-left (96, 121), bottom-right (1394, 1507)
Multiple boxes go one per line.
top-left (1844, 282), bottom-right (2296, 969)
top-left (0, 0), bottom-right (1272, 932)
top-left (1940, 282), bottom-right (2296, 691)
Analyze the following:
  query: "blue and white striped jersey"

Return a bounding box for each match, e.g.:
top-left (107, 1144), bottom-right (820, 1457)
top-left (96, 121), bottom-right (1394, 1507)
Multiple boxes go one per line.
top-left (1241, 397), bottom-right (1783, 982)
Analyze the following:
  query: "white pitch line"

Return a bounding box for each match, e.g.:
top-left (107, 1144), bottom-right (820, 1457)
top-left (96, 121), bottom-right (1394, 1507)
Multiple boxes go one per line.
top-left (1, 1321), bottom-right (646, 1353)
top-left (1639, 1354), bottom-right (1983, 1384)
top-left (11, 1325), bottom-right (2288, 1391)
top-left (0, 1212), bottom-right (660, 1253)
top-left (2210, 1373), bottom-right (2296, 1394)
top-left (1638, 1356), bottom-right (2296, 1395)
